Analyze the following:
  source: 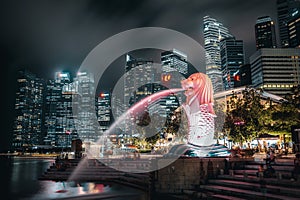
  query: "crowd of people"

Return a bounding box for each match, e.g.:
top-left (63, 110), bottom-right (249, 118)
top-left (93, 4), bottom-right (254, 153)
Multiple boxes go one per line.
top-left (255, 150), bottom-right (276, 178)
top-left (255, 148), bottom-right (300, 181)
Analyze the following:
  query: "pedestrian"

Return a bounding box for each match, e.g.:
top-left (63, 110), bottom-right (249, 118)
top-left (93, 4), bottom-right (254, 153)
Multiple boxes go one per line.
top-left (257, 164), bottom-right (264, 178)
top-left (268, 150), bottom-right (275, 164)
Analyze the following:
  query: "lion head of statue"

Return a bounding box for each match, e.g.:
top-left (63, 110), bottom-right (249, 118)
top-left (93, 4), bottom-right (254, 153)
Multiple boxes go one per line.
top-left (181, 72), bottom-right (215, 114)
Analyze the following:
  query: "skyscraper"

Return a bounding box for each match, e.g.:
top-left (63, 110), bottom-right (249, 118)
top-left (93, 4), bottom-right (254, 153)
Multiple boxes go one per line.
top-left (288, 10), bottom-right (300, 48)
top-left (250, 48), bottom-right (300, 96)
top-left (44, 72), bottom-right (78, 148)
top-left (161, 49), bottom-right (188, 76)
top-left (203, 15), bottom-right (233, 92)
top-left (96, 91), bottom-right (112, 133)
top-left (255, 16), bottom-right (277, 49)
top-left (277, 0), bottom-right (300, 47)
top-left (111, 94), bottom-right (125, 123)
top-left (74, 71), bottom-right (98, 143)
top-left (161, 49), bottom-right (188, 104)
top-left (124, 55), bottom-right (157, 108)
top-left (124, 55), bottom-right (158, 136)
top-left (220, 37), bottom-right (245, 90)
top-left (12, 69), bottom-right (44, 151)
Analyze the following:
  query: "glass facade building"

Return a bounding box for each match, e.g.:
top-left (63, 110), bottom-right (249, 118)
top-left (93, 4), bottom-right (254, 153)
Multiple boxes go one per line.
top-left (161, 49), bottom-right (188, 105)
top-left (255, 16), bottom-right (277, 50)
top-left (12, 69), bottom-right (44, 151)
top-left (161, 49), bottom-right (188, 75)
top-left (288, 11), bottom-right (300, 48)
top-left (203, 15), bottom-right (233, 93)
top-left (220, 37), bottom-right (245, 90)
top-left (44, 72), bottom-right (78, 148)
top-left (124, 55), bottom-right (157, 108)
top-left (74, 71), bottom-right (98, 143)
top-left (96, 91), bottom-right (112, 133)
top-left (124, 55), bottom-right (158, 136)
top-left (277, 0), bottom-right (300, 47)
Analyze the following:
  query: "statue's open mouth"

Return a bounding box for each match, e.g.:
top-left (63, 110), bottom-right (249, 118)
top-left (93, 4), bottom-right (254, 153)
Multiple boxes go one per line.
top-left (182, 84), bottom-right (193, 91)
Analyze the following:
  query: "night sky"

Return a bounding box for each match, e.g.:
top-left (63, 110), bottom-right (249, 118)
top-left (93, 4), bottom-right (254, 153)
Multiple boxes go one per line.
top-left (0, 0), bottom-right (277, 152)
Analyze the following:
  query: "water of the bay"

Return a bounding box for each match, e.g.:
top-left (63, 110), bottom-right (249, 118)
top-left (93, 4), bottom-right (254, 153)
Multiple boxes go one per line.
top-left (0, 156), bottom-right (145, 200)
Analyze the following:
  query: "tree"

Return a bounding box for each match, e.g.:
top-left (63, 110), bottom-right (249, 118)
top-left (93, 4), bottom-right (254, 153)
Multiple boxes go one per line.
top-left (214, 101), bottom-right (226, 142)
top-left (290, 84), bottom-right (300, 109)
top-left (270, 85), bottom-right (300, 134)
top-left (223, 85), bottom-right (300, 146)
top-left (224, 88), bottom-right (265, 145)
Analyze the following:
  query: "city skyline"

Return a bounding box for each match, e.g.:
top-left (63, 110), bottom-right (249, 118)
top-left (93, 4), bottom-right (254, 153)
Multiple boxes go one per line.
top-left (0, 0), bottom-right (282, 152)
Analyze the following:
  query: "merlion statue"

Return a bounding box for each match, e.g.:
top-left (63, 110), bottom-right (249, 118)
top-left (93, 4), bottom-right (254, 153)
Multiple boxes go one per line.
top-left (181, 72), bottom-right (216, 147)
top-left (164, 72), bottom-right (230, 158)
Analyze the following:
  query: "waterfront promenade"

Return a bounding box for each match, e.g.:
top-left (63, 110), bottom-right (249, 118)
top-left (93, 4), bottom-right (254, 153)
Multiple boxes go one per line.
top-left (0, 152), bottom-right (59, 158)
top-left (39, 152), bottom-right (300, 199)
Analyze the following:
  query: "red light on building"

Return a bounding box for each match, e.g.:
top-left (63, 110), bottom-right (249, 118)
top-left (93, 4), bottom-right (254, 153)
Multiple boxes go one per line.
top-left (162, 74), bottom-right (171, 82)
top-left (99, 93), bottom-right (107, 98)
top-left (234, 75), bottom-right (240, 81)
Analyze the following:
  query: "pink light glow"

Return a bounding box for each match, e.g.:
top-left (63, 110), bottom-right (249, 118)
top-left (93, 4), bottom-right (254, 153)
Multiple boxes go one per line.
top-left (128, 88), bottom-right (184, 116)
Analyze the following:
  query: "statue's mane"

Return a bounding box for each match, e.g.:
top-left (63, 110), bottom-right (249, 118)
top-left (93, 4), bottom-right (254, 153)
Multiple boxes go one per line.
top-left (189, 73), bottom-right (215, 114)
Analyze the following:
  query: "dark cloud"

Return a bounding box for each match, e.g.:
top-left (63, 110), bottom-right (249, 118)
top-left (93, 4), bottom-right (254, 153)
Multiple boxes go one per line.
top-left (1, 0), bottom-right (277, 78)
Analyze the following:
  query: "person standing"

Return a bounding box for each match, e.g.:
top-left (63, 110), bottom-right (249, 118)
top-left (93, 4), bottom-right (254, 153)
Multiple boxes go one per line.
top-left (257, 164), bottom-right (264, 178)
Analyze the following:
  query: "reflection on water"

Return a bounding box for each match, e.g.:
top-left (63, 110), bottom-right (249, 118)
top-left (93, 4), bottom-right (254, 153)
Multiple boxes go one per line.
top-left (0, 157), bottom-right (145, 200)
top-left (0, 157), bottom-right (56, 200)
top-left (31, 181), bottom-right (111, 199)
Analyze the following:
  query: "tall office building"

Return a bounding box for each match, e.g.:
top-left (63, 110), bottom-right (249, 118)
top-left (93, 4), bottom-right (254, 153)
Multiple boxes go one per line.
top-left (74, 71), bottom-right (99, 143)
top-left (255, 16), bottom-right (277, 49)
top-left (12, 69), bottom-right (45, 151)
top-left (161, 49), bottom-right (188, 104)
top-left (277, 0), bottom-right (300, 47)
top-left (124, 55), bottom-right (161, 107)
top-left (220, 37), bottom-right (245, 90)
top-left (288, 11), bottom-right (300, 48)
top-left (203, 15), bottom-right (233, 92)
top-left (111, 94), bottom-right (125, 122)
top-left (124, 55), bottom-right (158, 136)
top-left (96, 91), bottom-right (112, 133)
top-left (250, 48), bottom-right (300, 96)
top-left (161, 49), bottom-right (188, 75)
top-left (44, 72), bottom-right (78, 148)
